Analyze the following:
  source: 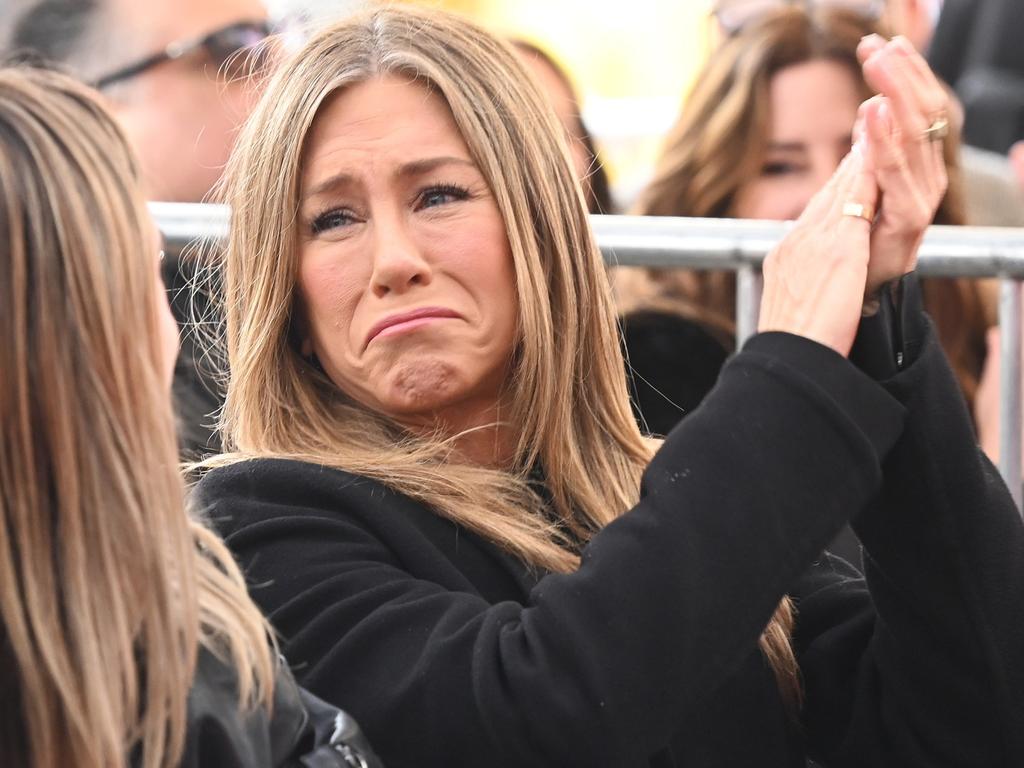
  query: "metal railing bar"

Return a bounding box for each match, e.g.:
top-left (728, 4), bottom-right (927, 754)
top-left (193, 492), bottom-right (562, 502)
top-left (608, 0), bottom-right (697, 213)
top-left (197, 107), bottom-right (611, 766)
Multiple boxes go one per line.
top-left (735, 266), bottom-right (763, 348)
top-left (999, 278), bottom-right (1023, 510)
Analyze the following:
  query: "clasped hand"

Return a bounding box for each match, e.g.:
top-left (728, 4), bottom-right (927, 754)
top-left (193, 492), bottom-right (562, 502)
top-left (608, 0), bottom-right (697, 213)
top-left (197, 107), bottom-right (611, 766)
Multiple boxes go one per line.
top-left (758, 35), bottom-right (950, 357)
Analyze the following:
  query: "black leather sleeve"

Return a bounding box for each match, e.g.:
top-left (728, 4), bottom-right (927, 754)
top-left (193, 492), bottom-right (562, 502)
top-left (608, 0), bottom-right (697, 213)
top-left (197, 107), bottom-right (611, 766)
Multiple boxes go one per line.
top-left (178, 649), bottom-right (382, 767)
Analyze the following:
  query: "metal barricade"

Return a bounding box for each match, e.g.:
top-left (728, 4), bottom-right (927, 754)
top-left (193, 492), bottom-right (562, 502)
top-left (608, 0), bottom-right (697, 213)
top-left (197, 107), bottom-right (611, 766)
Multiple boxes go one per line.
top-left (151, 203), bottom-right (1024, 509)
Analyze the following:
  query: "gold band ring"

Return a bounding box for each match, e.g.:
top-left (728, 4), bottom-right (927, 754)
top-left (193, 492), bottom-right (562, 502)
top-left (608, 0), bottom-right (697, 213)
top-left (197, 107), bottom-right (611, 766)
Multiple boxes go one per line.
top-left (921, 116), bottom-right (950, 143)
top-left (842, 201), bottom-right (875, 222)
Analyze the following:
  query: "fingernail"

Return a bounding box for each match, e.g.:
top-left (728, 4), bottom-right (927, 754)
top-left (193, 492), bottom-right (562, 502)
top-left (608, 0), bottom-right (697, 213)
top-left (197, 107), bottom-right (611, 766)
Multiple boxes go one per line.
top-left (892, 36), bottom-right (914, 54)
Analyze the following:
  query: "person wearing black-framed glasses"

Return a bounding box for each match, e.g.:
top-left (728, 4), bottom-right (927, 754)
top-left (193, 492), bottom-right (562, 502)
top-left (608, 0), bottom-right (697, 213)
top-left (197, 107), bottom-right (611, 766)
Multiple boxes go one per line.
top-left (93, 19), bottom-right (273, 91)
top-left (10, 0), bottom-right (273, 203)
top-left (9, 0), bottom-right (274, 461)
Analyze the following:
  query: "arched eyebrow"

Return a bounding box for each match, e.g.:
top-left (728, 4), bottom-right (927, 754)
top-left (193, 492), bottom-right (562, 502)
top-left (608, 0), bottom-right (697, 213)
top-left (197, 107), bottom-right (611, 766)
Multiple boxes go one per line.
top-left (301, 156), bottom-right (477, 201)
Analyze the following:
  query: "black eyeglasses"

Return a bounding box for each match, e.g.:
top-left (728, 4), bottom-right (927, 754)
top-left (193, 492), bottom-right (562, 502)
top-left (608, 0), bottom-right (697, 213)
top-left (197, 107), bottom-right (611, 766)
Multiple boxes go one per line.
top-left (94, 20), bottom-right (273, 91)
top-left (713, 0), bottom-right (885, 35)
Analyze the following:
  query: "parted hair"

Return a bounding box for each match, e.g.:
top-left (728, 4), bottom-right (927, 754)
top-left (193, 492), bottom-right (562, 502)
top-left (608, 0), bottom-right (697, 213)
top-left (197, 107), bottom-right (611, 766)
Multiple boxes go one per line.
top-left (0, 66), bottom-right (275, 768)
top-left (206, 5), bottom-right (800, 704)
top-left (626, 6), bottom-right (988, 405)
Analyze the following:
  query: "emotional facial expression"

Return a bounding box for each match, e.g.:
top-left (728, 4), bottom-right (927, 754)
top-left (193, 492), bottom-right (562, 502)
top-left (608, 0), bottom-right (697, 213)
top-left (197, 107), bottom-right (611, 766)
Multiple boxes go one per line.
top-left (296, 75), bottom-right (519, 427)
top-left (732, 59), bottom-right (862, 221)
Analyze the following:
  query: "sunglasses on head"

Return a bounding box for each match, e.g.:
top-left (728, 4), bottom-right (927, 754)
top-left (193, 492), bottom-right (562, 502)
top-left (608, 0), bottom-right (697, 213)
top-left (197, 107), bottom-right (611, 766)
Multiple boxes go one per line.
top-left (94, 20), bottom-right (273, 91)
top-left (713, 0), bottom-right (885, 35)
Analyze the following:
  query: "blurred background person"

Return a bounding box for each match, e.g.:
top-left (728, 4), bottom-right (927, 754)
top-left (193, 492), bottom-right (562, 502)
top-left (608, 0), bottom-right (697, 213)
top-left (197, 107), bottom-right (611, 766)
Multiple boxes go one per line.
top-left (928, 0), bottom-right (1024, 157)
top-left (8, 0), bottom-right (274, 459)
top-left (622, 6), bottom-right (989, 426)
top-left (510, 39), bottom-right (615, 214)
top-left (0, 64), bottom-right (379, 768)
top-left (709, 0), bottom-right (1024, 227)
top-left (10, 0), bottom-right (270, 202)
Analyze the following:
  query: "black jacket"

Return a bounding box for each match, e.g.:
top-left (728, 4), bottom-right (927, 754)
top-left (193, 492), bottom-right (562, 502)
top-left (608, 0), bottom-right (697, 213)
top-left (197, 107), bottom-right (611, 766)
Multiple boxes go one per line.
top-left (195, 278), bottom-right (1024, 767)
top-left (177, 648), bottom-right (381, 767)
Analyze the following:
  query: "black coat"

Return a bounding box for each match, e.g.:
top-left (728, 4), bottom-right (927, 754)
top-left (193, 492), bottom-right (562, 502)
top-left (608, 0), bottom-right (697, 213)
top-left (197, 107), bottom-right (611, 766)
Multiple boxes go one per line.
top-left (195, 279), bottom-right (1024, 767)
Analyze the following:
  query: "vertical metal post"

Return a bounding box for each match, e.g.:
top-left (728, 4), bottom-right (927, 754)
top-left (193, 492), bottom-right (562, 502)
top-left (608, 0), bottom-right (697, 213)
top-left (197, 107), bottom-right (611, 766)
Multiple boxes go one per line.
top-left (998, 277), bottom-right (1023, 512)
top-left (735, 265), bottom-right (763, 350)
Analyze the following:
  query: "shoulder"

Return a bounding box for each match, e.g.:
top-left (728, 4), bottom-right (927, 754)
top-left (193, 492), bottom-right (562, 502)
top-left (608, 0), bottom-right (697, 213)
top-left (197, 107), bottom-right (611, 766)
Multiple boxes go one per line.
top-left (192, 458), bottom-right (408, 536)
top-left (191, 457), bottom-right (452, 548)
top-left (194, 457), bottom-right (375, 505)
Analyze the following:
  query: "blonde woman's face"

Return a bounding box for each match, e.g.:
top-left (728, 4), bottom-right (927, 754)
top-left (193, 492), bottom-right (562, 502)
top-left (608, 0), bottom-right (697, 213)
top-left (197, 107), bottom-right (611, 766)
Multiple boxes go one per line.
top-left (296, 75), bottom-right (518, 427)
top-left (732, 60), bottom-right (861, 221)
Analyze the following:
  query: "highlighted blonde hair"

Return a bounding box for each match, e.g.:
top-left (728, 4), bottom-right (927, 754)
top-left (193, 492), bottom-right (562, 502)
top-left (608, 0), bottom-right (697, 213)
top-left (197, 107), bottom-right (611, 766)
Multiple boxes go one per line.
top-left (0, 66), bottom-right (275, 768)
top-left (208, 5), bottom-right (799, 703)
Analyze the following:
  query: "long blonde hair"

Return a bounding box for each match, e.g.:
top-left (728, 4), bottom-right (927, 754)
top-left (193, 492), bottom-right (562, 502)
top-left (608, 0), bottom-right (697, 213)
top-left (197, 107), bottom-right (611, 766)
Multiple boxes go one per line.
top-left (0, 66), bottom-right (275, 768)
top-left (206, 5), bottom-right (799, 703)
top-left (627, 6), bottom-right (988, 405)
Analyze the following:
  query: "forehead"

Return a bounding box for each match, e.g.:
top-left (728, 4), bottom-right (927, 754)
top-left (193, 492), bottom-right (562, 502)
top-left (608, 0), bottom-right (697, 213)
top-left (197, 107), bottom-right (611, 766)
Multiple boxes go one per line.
top-left (109, 0), bottom-right (266, 50)
top-left (301, 75), bottom-right (473, 185)
top-left (767, 59), bottom-right (861, 139)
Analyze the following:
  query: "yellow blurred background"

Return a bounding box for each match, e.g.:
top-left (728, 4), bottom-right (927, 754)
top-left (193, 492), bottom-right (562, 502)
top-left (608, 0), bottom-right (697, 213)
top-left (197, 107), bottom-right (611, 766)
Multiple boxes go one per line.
top-left (401, 0), bottom-right (720, 205)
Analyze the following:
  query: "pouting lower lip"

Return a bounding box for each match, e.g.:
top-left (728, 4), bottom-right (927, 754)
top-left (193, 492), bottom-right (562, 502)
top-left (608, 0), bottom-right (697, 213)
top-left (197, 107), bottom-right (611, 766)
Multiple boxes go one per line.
top-left (365, 307), bottom-right (461, 347)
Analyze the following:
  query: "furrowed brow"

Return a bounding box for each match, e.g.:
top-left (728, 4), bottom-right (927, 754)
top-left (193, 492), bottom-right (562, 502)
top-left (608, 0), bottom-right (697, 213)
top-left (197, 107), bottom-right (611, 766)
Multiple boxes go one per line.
top-left (396, 156), bottom-right (477, 179)
top-left (303, 172), bottom-right (356, 202)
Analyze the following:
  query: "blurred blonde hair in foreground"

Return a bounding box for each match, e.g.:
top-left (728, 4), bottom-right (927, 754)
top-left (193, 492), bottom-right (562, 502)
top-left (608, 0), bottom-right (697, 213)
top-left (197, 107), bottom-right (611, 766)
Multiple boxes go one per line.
top-left (0, 66), bottom-right (275, 768)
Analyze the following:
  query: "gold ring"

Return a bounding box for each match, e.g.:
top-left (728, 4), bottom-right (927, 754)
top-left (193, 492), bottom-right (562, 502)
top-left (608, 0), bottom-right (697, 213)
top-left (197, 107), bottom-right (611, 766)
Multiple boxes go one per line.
top-left (921, 116), bottom-right (950, 143)
top-left (842, 201), bottom-right (875, 222)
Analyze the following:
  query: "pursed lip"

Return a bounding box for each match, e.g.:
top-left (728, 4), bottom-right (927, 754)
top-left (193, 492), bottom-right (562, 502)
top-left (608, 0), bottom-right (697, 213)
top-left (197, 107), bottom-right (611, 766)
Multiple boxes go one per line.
top-left (364, 306), bottom-right (462, 349)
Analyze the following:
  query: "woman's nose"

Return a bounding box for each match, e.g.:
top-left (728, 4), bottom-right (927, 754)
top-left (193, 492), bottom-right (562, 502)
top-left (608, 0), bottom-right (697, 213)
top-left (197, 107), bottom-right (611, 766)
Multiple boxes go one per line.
top-left (369, 221), bottom-right (433, 298)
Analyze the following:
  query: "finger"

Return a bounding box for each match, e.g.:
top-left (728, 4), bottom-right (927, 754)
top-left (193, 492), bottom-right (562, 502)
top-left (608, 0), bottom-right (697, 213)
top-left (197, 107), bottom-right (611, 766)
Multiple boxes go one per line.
top-left (853, 95), bottom-right (885, 148)
top-left (862, 98), bottom-right (902, 175)
top-left (879, 95), bottom-right (946, 204)
top-left (797, 147), bottom-right (858, 225)
top-left (856, 33), bottom-right (887, 66)
top-left (864, 99), bottom-right (936, 226)
top-left (827, 145), bottom-right (865, 220)
top-left (834, 144), bottom-right (878, 237)
top-left (862, 47), bottom-right (929, 136)
top-left (891, 37), bottom-right (948, 113)
top-left (862, 46), bottom-right (945, 183)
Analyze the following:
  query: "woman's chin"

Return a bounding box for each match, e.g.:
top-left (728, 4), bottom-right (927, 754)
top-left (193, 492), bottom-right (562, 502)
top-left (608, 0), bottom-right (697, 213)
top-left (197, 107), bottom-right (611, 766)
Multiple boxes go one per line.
top-left (375, 359), bottom-right (464, 418)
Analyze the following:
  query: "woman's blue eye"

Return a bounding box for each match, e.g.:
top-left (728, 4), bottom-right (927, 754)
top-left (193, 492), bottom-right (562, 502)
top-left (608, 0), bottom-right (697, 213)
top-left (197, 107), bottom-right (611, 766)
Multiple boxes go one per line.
top-left (311, 209), bottom-right (354, 234)
top-left (419, 184), bottom-right (470, 209)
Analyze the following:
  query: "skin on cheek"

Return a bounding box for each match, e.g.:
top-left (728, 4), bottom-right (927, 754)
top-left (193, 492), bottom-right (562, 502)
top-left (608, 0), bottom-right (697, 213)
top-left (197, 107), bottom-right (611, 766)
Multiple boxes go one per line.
top-left (299, 250), bottom-right (364, 362)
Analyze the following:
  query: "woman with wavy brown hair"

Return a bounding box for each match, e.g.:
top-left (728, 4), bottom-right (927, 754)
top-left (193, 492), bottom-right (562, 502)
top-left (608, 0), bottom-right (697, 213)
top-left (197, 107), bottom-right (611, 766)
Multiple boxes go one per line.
top-left (0, 66), bottom-right (378, 768)
top-left (622, 5), bottom-right (989, 414)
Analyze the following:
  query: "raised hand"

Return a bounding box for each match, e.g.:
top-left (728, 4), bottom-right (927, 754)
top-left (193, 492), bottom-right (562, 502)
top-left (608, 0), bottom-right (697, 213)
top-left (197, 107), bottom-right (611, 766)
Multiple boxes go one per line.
top-left (856, 35), bottom-right (950, 298)
top-left (758, 144), bottom-right (878, 357)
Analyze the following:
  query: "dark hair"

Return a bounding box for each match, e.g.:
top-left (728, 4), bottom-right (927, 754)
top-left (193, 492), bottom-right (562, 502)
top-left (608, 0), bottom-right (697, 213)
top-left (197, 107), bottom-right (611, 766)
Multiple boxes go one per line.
top-left (11, 0), bottom-right (101, 74)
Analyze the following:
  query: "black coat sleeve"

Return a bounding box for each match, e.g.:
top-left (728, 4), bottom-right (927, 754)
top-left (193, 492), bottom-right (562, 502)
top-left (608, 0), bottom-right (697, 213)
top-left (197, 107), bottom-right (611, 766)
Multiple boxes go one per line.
top-left (195, 334), bottom-right (905, 768)
top-left (793, 276), bottom-right (1024, 767)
